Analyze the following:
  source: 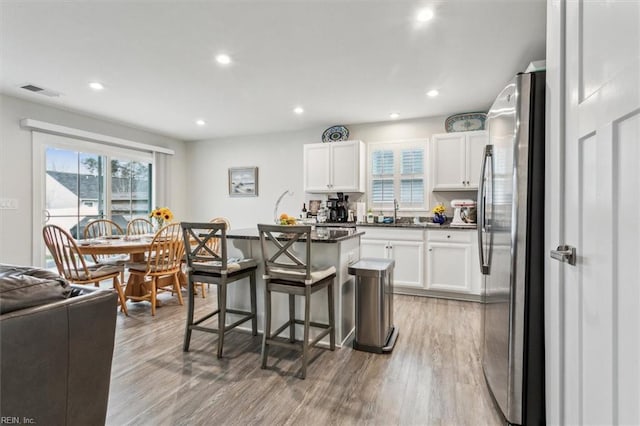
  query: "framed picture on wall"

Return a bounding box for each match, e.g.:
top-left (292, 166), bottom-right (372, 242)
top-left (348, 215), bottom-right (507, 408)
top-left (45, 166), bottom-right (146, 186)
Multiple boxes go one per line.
top-left (228, 167), bottom-right (258, 197)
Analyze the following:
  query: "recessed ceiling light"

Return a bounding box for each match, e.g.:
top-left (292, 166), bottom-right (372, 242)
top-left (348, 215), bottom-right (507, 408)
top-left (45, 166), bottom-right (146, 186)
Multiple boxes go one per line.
top-left (215, 54), bottom-right (232, 65)
top-left (196, 119), bottom-right (206, 126)
top-left (417, 9), bottom-right (434, 22)
top-left (390, 113), bottom-right (400, 119)
top-left (293, 106), bottom-right (304, 115)
top-left (426, 89), bottom-right (439, 97)
top-left (89, 82), bottom-right (104, 91)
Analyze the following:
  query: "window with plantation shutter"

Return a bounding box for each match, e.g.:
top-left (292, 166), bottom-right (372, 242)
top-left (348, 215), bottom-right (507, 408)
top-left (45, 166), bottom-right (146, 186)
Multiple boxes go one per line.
top-left (371, 150), bottom-right (394, 203)
top-left (400, 149), bottom-right (424, 207)
top-left (367, 140), bottom-right (427, 211)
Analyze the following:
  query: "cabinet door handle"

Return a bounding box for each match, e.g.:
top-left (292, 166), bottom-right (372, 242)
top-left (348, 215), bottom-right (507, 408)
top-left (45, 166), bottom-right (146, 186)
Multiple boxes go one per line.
top-left (447, 235), bottom-right (451, 238)
top-left (428, 248), bottom-right (432, 252)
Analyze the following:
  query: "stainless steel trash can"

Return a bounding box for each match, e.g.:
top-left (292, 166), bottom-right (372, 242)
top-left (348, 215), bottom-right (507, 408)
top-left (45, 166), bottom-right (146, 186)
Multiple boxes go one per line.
top-left (348, 258), bottom-right (399, 353)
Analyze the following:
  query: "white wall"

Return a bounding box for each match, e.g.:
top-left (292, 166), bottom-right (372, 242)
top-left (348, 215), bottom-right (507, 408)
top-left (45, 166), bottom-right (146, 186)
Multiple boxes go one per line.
top-left (0, 94), bottom-right (187, 265)
top-left (186, 115), bottom-right (476, 228)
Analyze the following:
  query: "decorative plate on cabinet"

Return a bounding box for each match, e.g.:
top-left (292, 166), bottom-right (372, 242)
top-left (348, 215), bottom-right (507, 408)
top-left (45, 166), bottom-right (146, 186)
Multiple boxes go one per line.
top-left (445, 113), bottom-right (487, 132)
top-left (322, 125), bottom-right (349, 142)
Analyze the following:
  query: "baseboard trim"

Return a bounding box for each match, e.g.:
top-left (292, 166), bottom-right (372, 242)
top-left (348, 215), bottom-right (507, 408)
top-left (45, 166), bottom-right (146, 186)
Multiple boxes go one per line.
top-left (392, 287), bottom-right (483, 303)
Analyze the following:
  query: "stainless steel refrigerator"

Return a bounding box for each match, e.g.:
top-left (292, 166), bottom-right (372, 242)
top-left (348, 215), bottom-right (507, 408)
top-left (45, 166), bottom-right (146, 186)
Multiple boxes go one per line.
top-left (477, 71), bottom-right (545, 425)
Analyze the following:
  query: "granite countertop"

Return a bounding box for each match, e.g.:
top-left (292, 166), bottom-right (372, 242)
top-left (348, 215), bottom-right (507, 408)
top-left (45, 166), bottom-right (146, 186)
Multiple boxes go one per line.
top-left (226, 227), bottom-right (365, 243)
top-left (355, 221), bottom-right (477, 230)
top-left (313, 219), bottom-right (476, 230)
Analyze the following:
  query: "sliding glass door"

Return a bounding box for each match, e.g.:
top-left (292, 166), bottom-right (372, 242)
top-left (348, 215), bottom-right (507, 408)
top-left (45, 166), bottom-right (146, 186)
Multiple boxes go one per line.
top-left (36, 133), bottom-right (154, 267)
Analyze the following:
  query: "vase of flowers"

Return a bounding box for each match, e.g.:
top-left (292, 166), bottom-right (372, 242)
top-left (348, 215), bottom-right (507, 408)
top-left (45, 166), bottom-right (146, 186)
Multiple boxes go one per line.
top-left (149, 207), bottom-right (174, 231)
top-left (432, 203), bottom-right (446, 224)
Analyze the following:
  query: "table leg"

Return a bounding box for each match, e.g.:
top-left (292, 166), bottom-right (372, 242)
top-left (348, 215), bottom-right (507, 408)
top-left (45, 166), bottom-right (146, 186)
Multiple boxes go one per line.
top-left (124, 253), bottom-right (149, 299)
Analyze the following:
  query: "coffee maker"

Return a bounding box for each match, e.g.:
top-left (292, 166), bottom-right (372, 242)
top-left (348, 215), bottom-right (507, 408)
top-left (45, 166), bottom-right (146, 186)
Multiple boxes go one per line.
top-left (327, 193), bottom-right (348, 222)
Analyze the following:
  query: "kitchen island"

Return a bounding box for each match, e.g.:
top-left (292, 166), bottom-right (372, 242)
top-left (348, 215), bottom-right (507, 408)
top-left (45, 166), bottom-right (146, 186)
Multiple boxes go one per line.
top-left (224, 227), bottom-right (364, 346)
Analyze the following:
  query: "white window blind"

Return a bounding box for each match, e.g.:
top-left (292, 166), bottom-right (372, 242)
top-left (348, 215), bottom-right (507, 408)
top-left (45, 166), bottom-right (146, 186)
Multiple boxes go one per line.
top-left (400, 149), bottom-right (424, 207)
top-left (371, 150), bottom-right (395, 203)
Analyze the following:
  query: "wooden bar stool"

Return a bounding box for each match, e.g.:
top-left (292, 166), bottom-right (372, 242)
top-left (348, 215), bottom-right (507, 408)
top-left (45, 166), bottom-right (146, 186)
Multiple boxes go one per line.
top-left (181, 222), bottom-right (258, 358)
top-left (257, 224), bottom-right (336, 379)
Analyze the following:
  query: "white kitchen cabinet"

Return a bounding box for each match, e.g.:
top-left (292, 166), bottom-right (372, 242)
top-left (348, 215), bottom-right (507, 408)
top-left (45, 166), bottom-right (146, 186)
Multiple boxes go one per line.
top-left (360, 238), bottom-right (388, 259)
top-left (431, 131), bottom-right (487, 190)
top-left (303, 140), bottom-right (365, 193)
top-left (426, 229), bottom-right (482, 295)
top-left (358, 227), bottom-right (424, 289)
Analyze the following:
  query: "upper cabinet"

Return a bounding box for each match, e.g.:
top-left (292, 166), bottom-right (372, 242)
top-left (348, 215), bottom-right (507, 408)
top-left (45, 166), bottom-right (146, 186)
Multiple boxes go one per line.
top-left (430, 131), bottom-right (488, 191)
top-left (303, 140), bottom-right (365, 193)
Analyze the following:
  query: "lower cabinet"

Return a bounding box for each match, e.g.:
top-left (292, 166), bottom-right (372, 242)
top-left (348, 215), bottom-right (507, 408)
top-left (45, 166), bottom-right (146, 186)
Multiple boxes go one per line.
top-left (358, 226), bottom-right (481, 298)
top-left (425, 230), bottom-right (482, 296)
top-left (359, 229), bottom-right (424, 289)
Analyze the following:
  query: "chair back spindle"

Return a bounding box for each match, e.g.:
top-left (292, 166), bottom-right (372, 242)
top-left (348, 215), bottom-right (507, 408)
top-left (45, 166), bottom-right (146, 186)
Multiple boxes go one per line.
top-left (84, 219), bottom-right (123, 239)
top-left (127, 218), bottom-right (153, 235)
top-left (147, 223), bottom-right (184, 274)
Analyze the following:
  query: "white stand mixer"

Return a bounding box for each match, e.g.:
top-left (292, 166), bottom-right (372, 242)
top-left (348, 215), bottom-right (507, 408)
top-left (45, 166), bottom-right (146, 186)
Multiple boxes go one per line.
top-left (450, 199), bottom-right (477, 228)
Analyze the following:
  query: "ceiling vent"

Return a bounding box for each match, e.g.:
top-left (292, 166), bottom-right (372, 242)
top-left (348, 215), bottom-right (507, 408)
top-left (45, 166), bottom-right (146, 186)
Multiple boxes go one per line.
top-left (20, 84), bottom-right (61, 97)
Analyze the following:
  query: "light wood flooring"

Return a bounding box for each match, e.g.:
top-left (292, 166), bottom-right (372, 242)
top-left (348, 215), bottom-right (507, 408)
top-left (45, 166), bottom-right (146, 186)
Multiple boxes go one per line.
top-left (107, 290), bottom-right (503, 425)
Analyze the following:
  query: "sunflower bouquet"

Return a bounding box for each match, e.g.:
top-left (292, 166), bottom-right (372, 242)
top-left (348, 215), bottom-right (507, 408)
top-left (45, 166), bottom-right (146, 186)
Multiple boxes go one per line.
top-left (149, 207), bottom-right (174, 228)
top-left (431, 203), bottom-right (446, 224)
top-left (432, 204), bottom-right (446, 215)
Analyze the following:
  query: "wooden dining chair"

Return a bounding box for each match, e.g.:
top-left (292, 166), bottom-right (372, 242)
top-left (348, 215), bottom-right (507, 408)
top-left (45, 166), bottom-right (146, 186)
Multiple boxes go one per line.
top-left (181, 222), bottom-right (257, 358)
top-left (84, 218), bottom-right (127, 282)
top-left (127, 218), bottom-right (154, 235)
top-left (43, 224), bottom-right (128, 315)
top-left (84, 218), bottom-right (123, 239)
top-left (126, 223), bottom-right (184, 316)
top-left (257, 224), bottom-right (336, 379)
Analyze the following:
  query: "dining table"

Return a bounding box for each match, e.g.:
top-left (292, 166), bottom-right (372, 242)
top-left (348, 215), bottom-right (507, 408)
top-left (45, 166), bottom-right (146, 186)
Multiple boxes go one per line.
top-left (75, 235), bottom-right (187, 300)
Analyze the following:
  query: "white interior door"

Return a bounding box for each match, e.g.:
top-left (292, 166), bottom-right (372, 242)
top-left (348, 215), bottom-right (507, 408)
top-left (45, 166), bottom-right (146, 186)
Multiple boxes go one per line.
top-left (548, 1), bottom-right (640, 424)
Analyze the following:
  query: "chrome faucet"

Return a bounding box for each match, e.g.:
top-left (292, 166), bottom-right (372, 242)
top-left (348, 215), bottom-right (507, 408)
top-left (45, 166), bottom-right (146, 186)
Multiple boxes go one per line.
top-left (393, 198), bottom-right (399, 223)
top-left (274, 190), bottom-right (293, 224)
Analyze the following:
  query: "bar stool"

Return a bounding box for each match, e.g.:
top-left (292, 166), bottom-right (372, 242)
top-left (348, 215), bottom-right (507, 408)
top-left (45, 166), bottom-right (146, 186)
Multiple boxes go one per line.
top-left (181, 222), bottom-right (258, 358)
top-left (257, 224), bottom-right (336, 379)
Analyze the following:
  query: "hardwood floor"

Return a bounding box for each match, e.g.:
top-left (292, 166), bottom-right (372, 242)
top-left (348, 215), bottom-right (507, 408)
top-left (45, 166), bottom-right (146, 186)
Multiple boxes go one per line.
top-left (107, 291), bottom-right (503, 425)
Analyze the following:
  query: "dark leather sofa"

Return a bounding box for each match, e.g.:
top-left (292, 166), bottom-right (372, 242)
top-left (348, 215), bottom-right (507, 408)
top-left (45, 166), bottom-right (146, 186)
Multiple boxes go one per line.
top-left (0, 264), bottom-right (118, 425)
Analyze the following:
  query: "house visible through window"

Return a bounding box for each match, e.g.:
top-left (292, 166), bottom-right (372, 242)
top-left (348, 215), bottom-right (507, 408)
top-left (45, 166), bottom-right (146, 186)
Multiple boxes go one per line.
top-left (368, 140), bottom-right (427, 211)
top-left (44, 145), bottom-right (152, 240)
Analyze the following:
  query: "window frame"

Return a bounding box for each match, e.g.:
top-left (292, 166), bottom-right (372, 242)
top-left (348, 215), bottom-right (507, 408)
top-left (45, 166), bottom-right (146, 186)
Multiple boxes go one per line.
top-left (367, 138), bottom-right (429, 212)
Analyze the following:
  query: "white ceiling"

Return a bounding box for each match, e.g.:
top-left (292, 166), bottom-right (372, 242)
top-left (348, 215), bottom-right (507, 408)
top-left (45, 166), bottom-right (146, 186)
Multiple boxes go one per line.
top-left (0, 1), bottom-right (546, 141)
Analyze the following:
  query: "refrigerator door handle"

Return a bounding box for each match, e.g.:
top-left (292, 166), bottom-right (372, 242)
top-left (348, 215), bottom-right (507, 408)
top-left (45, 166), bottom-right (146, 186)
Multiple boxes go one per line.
top-left (477, 144), bottom-right (493, 275)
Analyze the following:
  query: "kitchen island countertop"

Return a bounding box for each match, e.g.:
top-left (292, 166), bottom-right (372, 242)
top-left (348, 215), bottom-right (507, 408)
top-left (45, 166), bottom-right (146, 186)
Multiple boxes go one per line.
top-left (226, 227), bottom-right (365, 243)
